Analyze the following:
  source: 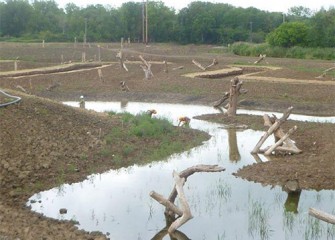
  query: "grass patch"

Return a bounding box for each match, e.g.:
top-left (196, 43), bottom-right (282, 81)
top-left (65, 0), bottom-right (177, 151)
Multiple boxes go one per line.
top-left (100, 112), bottom-right (209, 168)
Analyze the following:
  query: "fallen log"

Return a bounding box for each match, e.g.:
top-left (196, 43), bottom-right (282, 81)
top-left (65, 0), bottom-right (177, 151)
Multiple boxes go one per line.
top-left (172, 66), bottom-right (184, 71)
top-left (192, 59), bottom-right (206, 71)
top-left (254, 54), bottom-right (266, 64)
top-left (316, 66), bottom-right (335, 78)
top-left (309, 208), bottom-right (335, 225)
top-left (205, 58), bottom-right (218, 70)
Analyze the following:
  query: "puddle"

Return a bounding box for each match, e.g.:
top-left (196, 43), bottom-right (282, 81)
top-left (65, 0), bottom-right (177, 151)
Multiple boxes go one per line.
top-left (27, 102), bottom-right (335, 240)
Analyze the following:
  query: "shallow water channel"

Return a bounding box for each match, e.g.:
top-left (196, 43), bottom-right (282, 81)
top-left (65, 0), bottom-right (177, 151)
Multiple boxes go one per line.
top-left (28, 102), bottom-right (335, 240)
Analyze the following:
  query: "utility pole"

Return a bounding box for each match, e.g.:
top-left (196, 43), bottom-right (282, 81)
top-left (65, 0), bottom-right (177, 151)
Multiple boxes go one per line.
top-left (84, 18), bottom-right (87, 46)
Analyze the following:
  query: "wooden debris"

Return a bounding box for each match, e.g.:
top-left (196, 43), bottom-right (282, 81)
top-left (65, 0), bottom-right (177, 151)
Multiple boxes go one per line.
top-left (120, 81), bottom-right (130, 92)
top-left (163, 60), bottom-right (168, 73)
top-left (16, 85), bottom-right (27, 93)
top-left (309, 208), bottom-right (335, 225)
top-left (251, 107), bottom-right (302, 155)
top-left (192, 59), bottom-right (206, 71)
top-left (116, 51), bottom-right (128, 72)
top-left (97, 68), bottom-right (104, 82)
top-left (139, 55), bottom-right (153, 79)
top-left (254, 54), bottom-right (267, 64)
top-left (150, 165), bottom-right (225, 233)
top-left (205, 58), bottom-right (218, 70)
top-left (192, 58), bottom-right (218, 71)
top-left (172, 66), bottom-right (184, 71)
top-left (167, 171), bottom-right (193, 233)
top-left (316, 66), bottom-right (335, 79)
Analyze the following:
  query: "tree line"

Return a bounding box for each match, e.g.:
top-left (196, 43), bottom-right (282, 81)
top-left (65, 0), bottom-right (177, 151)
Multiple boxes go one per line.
top-left (0, 0), bottom-right (334, 48)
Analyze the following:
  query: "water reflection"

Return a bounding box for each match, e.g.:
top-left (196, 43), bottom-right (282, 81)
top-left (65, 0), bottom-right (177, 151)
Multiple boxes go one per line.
top-left (284, 191), bottom-right (302, 213)
top-left (227, 128), bottom-right (241, 162)
top-left (26, 102), bottom-right (335, 239)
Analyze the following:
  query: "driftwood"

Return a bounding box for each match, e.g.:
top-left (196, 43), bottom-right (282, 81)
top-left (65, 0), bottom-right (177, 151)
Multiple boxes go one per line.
top-left (97, 68), bottom-right (104, 82)
top-left (309, 208), bottom-right (335, 225)
top-left (252, 107), bottom-right (302, 155)
top-left (192, 59), bottom-right (218, 71)
top-left (251, 107), bottom-right (293, 154)
top-left (192, 59), bottom-right (206, 71)
top-left (139, 55), bottom-right (153, 79)
top-left (315, 66), bottom-right (335, 79)
top-left (16, 85), bottom-right (27, 93)
top-left (172, 66), bottom-right (184, 71)
top-left (150, 165), bottom-right (225, 233)
top-left (116, 51), bottom-right (128, 72)
top-left (254, 54), bottom-right (267, 64)
top-left (120, 81), bottom-right (130, 92)
top-left (168, 171), bottom-right (193, 233)
top-left (163, 60), bottom-right (168, 73)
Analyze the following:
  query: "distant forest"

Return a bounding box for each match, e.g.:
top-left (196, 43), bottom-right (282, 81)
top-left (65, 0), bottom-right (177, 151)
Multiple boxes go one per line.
top-left (0, 0), bottom-right (335, 47)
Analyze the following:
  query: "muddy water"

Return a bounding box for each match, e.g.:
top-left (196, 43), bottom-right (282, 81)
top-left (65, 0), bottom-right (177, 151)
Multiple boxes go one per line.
top-left (28, 102), bottom-right (335, 240)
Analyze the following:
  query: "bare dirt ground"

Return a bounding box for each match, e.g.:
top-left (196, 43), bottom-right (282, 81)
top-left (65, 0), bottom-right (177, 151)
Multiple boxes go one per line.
top-left (0, 42), bottom-right (334, 239)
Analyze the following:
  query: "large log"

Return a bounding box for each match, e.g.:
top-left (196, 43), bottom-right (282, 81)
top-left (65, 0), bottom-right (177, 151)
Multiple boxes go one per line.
top-left (309, 208), bottom-right (335, 225)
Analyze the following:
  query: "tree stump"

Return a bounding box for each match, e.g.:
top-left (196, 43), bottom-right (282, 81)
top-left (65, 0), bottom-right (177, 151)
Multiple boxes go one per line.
top-left (213, 77), bottom-right (247, 117)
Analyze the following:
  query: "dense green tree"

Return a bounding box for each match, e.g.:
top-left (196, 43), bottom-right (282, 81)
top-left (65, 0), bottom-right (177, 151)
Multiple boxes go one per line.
top-left (1, 0), bottom-right (33, 37)
top-left (308, 8), bottom-right (335, 47)
top-left (119, 2), bottom-right (142, 41)
top-left (266, 22), bottom-right (309, 47)
top-left (0, 0), bottom-right (334, 48)
top-left (29, 0), bottom-right (64, 34)
top-left (147, 1), bottom-right (176, 42)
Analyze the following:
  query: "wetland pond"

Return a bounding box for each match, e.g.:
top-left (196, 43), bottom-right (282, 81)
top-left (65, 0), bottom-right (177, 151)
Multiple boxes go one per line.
top-left (27, 102), bottom-right (335, 240)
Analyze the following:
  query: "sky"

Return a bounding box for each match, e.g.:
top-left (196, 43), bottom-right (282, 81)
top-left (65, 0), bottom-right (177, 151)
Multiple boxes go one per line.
top-left (55, 0), bottom-right (335, 13)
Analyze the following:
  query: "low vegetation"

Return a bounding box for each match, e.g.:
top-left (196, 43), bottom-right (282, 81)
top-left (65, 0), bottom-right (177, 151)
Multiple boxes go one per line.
top-left (101, 112), bottom-right (208, 168)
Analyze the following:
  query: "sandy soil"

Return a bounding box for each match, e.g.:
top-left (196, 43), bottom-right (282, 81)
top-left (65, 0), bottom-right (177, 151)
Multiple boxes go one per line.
top-left (0, 42), bottom-right (334, 239)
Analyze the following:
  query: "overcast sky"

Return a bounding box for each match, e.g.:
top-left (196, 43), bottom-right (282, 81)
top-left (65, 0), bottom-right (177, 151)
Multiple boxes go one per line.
top-left (56, 0), bottom-right (334, 13)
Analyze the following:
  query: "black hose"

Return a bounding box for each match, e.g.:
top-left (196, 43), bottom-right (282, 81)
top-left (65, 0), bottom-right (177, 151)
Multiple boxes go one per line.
top-left (0, 90), bottom-right (22, 108)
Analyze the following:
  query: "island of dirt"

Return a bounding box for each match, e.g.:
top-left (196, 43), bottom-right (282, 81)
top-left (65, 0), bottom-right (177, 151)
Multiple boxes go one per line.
top-left (0, 43), bottom-right (334, 239)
